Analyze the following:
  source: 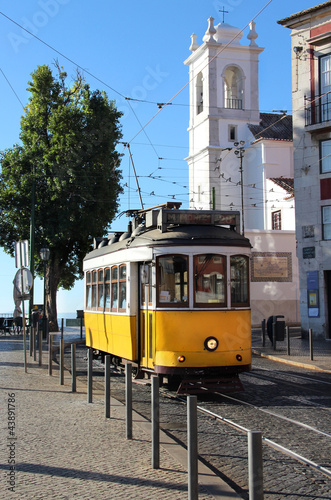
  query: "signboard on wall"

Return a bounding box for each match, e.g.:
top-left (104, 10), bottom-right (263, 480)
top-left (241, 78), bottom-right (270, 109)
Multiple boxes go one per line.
top-left (251, 252), bottom-right (292, 282)
top-left (307, 270), bottom-right (319, 317)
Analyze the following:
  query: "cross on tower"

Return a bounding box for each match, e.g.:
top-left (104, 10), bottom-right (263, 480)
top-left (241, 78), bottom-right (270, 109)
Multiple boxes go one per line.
top-left (219, 6), bottom-right (229, 23)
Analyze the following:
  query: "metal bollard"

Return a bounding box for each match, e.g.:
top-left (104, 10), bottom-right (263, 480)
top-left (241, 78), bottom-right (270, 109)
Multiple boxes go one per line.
top-left (88, 347), bottom-right (93, 403)
top-left (48, 335), bottom-right (53, 376)
top-left (39, 327), bottom-right (42, 366)
top-left (125, 363), bottom-right (132, 439)
top-left (261, 319), bottom-right (266, 347)
top-left (33, 326), bottom-right (37, 362)
top-left (61, 318), bottom-right (64, 340)
top-left (60, 338), bottom-right (64, 385)
top-left (105, 355), bottom-right (111, 418)
top-left (272, 320), bottom-right (277, 351)
top-left (248, 430), bottom-right (264, 500)
top-left (71, 343), bottom-right (76, 393)
top-left (286, 326), bottom-right (290, 356)
top-left (309, 328), bottom-right (314, 361)
top-left (29, 327), bottom-right (33, 357)
top-left (152, 376), bottom-right (160, 469)
top-left (188, 395), bottom-right (198, 500)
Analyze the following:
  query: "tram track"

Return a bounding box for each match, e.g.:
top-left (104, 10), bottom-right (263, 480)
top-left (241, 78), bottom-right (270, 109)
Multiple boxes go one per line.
top-left (62, 345), bottom-right (331, 499)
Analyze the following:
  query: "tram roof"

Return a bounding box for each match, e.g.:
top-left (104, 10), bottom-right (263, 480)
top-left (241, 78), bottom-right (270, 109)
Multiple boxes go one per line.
top-left (84, 222), bottom-right (251, 262)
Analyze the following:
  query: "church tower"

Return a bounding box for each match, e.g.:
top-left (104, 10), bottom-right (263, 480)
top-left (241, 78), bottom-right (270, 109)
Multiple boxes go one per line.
top-left (184, 17), bottom-right (264, 219)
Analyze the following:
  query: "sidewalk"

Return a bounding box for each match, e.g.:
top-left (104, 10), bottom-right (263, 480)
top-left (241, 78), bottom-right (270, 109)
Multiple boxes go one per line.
top-left (0, 336), bottom-right (239, 500)
top-left (252, 328), bottom-right (331, 373)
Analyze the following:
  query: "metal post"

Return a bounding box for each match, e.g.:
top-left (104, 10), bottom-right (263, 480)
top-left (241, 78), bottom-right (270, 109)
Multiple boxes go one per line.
top-left (88, 347), bottom-right (93, 403)
top-left (38, 326), bottom-right (42, 367)
top-left (48, 334), bottom-right (53, 376)
top-left (261, 319), bottom-right (265, 347)
top-left (152, 376), bottom-right (160, 469)
top-left (309, 328), bottom-right (314, 361)
top-left (60, 338), bottom-right (64, 385)
top-left (71, 343), bottom-right (76, 393)
top-left (286, 326), bottom-right (290, 356)
top-left (188, 395), bottom-right (198, 500)
top-left (125, 363), bottom-right (132, 439)
top-left (29, 326), bottom-right (33, 357)
top-left (33, 326), bottom-right (37, 361)
top-left (61, 318), bottom-right (64, 340)
top-left (248, 430), bottom-right (264, 500)
top-left (272, 320), bottom-right (277, 351)
top-left (105, 355), bottom-right (111, 418)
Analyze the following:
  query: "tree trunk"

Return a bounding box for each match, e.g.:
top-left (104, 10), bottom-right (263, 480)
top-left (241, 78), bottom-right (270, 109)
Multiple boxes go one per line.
top-left (46, 257), bottom-right (60, 332)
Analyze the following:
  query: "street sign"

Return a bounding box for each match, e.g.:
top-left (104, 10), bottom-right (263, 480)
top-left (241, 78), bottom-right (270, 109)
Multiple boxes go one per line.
top-left (13, 268), bottom-right (33, 299)
top-left (15, 240), bottom-right (29, 268)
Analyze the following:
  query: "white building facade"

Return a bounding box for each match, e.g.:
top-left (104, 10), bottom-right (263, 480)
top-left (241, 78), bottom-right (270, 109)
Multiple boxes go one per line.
top-left (185, 18), bottom-right (299, 326)
top-left (279, 1), bottom-right (331, 338)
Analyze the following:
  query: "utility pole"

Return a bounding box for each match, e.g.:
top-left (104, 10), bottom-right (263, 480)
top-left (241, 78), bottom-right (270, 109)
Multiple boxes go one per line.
top-left (234, 141), bottom-right (245, 236)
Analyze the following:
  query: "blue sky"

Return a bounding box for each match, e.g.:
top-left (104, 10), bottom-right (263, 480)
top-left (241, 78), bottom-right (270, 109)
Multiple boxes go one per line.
top-left (0, 0), bottom-right (316, 314)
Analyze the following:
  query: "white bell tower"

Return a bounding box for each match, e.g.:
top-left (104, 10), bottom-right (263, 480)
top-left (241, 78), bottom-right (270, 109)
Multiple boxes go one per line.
top-left (184, 17), bottom-right (264, 213)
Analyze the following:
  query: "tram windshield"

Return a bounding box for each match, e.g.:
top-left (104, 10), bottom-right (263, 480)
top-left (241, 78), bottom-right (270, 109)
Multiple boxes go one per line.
top-left (194, 254), bottom-right (226, 306)
top-left (157, 255), bottom-right (188, 306)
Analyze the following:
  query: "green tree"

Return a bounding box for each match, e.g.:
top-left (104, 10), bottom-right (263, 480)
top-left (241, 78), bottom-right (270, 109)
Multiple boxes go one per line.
top-left (0, 64), bottom-right (123, 331)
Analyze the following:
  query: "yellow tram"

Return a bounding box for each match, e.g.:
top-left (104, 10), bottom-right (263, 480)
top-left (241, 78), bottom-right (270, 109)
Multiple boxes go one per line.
top-left (83, 204), bottom-right (252, 393)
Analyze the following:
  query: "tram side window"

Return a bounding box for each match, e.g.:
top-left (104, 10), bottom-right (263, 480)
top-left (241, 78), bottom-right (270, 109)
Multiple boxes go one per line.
top-left (230, 255), bottom-right (249, 307)
top-left (194, 254), bottom-right (226, 307)
top-left (104, 268), bottom-right (110, 310)
top-left (98, 269), bottom-right (104, 310)
top-left (92, 270), bottom-right (97, 308)
top-left (119, 265), bottom-right (127, 311)
top-left (111, 264), bottom-right (127, 312)
top-left (111, 266), bottom-right (118, 311)
top-left (157, 255), bottom-right (188, 306)
top-left (86, 272), bottom-right (91, 309)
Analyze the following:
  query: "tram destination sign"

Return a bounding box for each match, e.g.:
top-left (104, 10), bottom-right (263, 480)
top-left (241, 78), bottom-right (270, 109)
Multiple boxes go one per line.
top-left (158, 209), bottom-right (240, 232)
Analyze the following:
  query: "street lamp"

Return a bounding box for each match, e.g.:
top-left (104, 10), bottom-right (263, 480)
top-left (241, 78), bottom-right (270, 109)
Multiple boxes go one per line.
top-left (234, 141), bottom-right (245, 235)
top-left (40, 247), bottom-right (50, 338)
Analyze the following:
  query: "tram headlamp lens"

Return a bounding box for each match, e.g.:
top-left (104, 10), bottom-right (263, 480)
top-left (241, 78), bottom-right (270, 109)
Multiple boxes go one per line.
top-left (236, 354), bottom-right (243, 362)
top-left (178, 355), bottom-right (185, 363)
top-left (204, 337), bottom-right (218, 351)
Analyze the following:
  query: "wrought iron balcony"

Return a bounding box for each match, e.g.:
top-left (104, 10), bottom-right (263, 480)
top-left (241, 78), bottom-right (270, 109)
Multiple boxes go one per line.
top-left (305, 94), bottom-right (331, 126)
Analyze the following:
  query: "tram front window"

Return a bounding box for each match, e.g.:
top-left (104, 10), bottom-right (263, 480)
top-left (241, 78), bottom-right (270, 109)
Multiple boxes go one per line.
top-left (157, 255), bottom-right (188, 306)
top-left (194, 254), bottom-right (226, 306)
top-left (230, 255), bottom-right (249, 306)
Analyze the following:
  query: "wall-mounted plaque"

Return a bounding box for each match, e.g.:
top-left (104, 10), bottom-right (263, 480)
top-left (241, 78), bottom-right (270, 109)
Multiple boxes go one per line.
top-left (303, 247), bottom-right (315, 259)
top-left (251, 252), bottom-right (292, 282)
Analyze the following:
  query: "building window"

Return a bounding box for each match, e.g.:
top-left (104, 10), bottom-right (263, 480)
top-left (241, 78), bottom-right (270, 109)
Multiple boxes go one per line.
top-left (229, 125), bottom-right (237, 142)
top-left (321, 139), bottom-right (331, 173)
top-left (322, 205), bottom-right (331, 240)
top-left (272, 210), bottom-right (282, 230)
top-left (320, 54), bottom-right (331, 123)
top-left (194, 254), bottom-right (226, 307)
top-left (224, 66), bottom-right (243, 110)
top-left (196, 72), bottom-right (203, 114)
top-left (157, 255), bottom-right (188, 306)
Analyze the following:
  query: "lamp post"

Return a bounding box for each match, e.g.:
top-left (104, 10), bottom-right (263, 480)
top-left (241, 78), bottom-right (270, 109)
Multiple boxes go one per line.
top-left (234, 141), bottom-right (245, 235)
top-left (40, 247), bottom-right (50, 339)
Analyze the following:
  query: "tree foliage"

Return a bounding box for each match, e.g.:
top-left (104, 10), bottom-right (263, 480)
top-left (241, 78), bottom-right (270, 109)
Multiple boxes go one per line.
top-left (0, 64), bottom-right (123, 329)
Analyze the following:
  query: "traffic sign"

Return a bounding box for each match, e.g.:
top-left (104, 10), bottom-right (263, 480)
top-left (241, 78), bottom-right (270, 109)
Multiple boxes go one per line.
top-left (13, 268), bottom-right (33, 299)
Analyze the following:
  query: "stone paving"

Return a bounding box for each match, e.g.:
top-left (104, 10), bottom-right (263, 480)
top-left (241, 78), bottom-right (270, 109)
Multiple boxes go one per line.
top-left (0, 336), bottom-right (238, 499)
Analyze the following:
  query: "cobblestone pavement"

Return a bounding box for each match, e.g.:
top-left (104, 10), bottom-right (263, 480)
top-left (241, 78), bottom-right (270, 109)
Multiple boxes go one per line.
top-left (0, 336), bottom-right (238, 500)
top-left (62, 344), bottom-right (331, 500)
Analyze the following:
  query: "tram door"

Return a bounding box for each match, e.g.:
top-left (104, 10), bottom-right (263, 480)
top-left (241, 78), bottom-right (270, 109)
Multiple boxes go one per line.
top-left (140, 263), bottom-right (153, 368)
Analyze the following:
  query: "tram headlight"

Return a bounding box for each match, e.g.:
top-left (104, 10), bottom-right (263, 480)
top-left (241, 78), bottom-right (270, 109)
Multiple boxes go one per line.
top-left (178, 355), bottom-right (185, 363)
top-left (204, 336), bottom-right (219, 351)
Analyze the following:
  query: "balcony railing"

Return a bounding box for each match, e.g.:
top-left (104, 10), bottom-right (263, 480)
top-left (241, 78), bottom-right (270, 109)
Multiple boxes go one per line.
top-left (225, 98), bottom-right (243, 110)
top-left (305, 94), bottom-right (331, 126)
